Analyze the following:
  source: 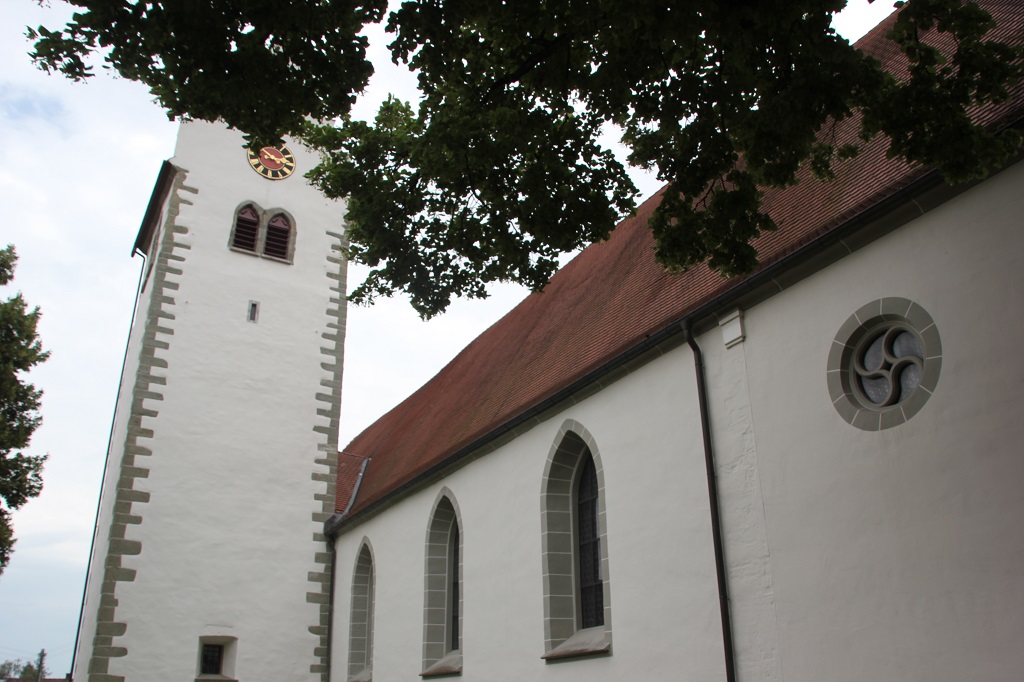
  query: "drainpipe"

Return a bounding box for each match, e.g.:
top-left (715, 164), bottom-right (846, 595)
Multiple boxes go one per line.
top-left (685, 322), bottom-right (737, 682)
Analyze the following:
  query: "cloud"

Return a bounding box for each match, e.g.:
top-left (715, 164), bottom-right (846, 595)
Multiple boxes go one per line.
top-left (0, 83), bottom-right (67, 128)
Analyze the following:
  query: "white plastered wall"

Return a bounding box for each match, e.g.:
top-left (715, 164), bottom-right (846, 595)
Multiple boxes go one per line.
top-left (708, 159), bottom-right (1024, 681)
top-left (80, 120), bottom-right (347, 681)
top-left (73, 188), bottom-right (178, 679)
top-left (332, 345), bottom-right (730, 681)
top-left (331, 159), bottom-right (1024, 682)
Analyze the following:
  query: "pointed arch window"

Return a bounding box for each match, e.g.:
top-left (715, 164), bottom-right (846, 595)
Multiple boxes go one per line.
top-left (348, 542), bottom-right (375, 682)
top-left (231, 205), bottom-right (260, 252)
top-left (540, 423), bottom-right (612, 660)
top-left (263, 213), bottom-right (292, 260)
top-left (422, 492), bottom-right (463, 677)
top-left (577, 455), bottom-right (604, 629)
top-left (228, 204), bottom-right (296, 263)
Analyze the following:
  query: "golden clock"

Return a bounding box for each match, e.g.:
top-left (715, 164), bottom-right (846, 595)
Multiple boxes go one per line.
top-left (247, 145), bottom-right (296, 180)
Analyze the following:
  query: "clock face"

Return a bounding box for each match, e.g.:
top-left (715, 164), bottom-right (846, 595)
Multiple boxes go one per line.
top-left (247, 145), bottom-right (296, 180)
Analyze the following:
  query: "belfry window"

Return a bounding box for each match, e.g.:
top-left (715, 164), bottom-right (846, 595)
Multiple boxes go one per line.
top-left (263, 214), bottom-right (292, 260)
top-left (228, 203), bottom-right (296, 263)
top-left (231, 205), bottom-right (260, 252)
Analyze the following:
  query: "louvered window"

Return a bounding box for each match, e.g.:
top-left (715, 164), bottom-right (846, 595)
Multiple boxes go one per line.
top-left (231, 205), bottom-right (260, 252)
top-left (264, 214), bottom-right (292, 260)
top-left (228, 204), bottom-right (295, 263)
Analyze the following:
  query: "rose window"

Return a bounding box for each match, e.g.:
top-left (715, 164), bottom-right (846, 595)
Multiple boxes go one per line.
top-left (853, 326), bottom-right (924, 406)
top-left (828, 298), bottom-right (941, 431)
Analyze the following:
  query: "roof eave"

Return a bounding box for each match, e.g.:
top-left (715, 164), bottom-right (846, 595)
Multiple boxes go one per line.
top-left (328, 119), bottom-right (1024, 538)
top-left (132, 160), bottom-right (178, 257)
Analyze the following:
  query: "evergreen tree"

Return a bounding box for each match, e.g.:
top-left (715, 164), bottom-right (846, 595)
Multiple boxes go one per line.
top-left (0, 246), bottom-right (49, 574)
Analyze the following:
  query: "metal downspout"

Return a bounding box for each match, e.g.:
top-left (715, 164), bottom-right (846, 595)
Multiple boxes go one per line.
top-left (686, 324), bottom-right (737, 682)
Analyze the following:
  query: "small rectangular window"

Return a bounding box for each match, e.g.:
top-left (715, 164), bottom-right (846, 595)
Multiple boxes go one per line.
top-left (197, 636), bottom-right (236, 678)
top-left (247, 300), bottom-right (260, 323)
top-left (200, 644), bottom-right (223, 675)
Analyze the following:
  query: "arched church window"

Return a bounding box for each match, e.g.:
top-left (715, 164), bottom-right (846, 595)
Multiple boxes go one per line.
top-left (422, 491), bottom-right (463, 677)
top-left (540, 422), bottom-right (612, 660)
top-left (347, 541), bottom-right (375, 682)
top-left (231, 205), bottom-right (260, 252)
top-left (577, 454), bottom-right (603, 629)
top-left (263, 214), bottom-right (292, 260)
top-left (228, 204), bottom-right (296, 264)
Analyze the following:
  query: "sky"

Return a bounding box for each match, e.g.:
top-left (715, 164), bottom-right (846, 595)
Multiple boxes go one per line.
top-left (0, 1), bottom-right (897, 675)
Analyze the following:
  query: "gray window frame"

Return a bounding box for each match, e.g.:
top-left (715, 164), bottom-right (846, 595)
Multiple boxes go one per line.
top-left (540, 420), bottom-right (612, 661)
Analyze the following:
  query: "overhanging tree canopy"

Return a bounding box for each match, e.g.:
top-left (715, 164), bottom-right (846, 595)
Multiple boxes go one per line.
top-left (29, 0), bottom-right (1023, 317)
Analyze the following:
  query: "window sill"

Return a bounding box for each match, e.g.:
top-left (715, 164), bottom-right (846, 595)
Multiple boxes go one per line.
top-left (261, 252), bottom-right (294, 265)
top-left (542, 626), bottom-right (611, 661)
top-left (348, 667), bottom-right (372, 682)
top-left (228, 245), bottom-right (260, 257)
top-left (195, 676), bottom-right (237, 682)
top-left (421, 650), bottom-right (462, 677)
top-left (227, 245), bottom-right (293, 265)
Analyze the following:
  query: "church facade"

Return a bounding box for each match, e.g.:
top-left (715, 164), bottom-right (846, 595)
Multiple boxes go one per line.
top-left (325, 6), bottom-right (1024, 682)
top-left (73, 4), bottom-right (1024, 682)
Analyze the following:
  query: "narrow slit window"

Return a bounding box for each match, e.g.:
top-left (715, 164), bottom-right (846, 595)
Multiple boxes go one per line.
top-left (247, 301), bottom-right (259, 323)
top-left (577, 454), bottom-right (604, 629)
top-left (231, 205), bottom-right (260, 252)
top-left (263, 213), bottom-right (292, 260)
top-left (449, 520), bottom-right (460, 651)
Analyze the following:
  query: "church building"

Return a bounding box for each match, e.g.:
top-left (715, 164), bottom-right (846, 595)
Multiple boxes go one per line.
top-left (73, 4), bottom-right (1024, 682)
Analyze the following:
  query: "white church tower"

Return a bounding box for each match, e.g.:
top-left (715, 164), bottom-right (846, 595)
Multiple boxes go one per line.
top-left (72, 121), bottom-right (348, 682)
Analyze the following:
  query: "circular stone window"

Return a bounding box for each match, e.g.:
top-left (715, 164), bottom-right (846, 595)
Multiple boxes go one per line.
top-left (827, 297), bottom-right (941, 431)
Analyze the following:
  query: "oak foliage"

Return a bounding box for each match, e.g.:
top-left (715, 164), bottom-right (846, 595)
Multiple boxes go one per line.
top-left (30, 0), bottom-right (1023, 316)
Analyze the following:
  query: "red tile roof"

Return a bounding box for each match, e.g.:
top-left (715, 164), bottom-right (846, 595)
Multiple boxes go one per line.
top-left (335, 451), bottom-right (369, 513)
top-left (334, 1), bottom-right (1024, 521)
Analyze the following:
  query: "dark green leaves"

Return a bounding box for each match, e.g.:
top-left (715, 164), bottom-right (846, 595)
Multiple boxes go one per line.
top-left (867, 0), bottom-right (1024, 182)
top-left (30, 1), bottom-right (1023, 316)
top-left (29, 0), bottom-right (386, 145)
